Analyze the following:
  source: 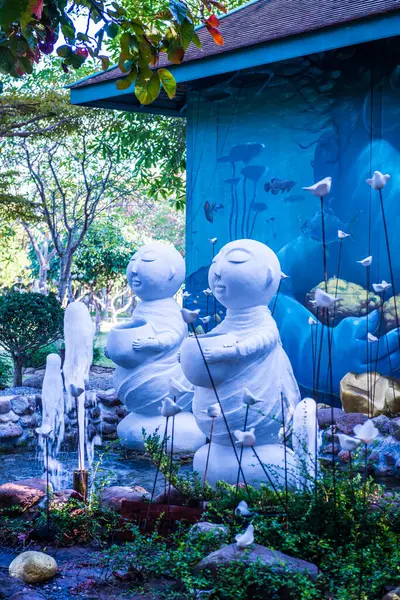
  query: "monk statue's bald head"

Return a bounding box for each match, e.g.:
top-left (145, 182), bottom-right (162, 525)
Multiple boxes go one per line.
top-left (208, 239), bottom-right (281, 309)
top-left (127, 242), bottom-right (185, 301)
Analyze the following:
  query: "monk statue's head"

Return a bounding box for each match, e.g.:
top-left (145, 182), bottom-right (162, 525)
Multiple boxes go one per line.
top-left (208, 239), bottom-right (281, 309)
top-left (127, 242), bottom-right (185, 301)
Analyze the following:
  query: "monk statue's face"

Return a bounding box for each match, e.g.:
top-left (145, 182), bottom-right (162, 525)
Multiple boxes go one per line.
top-left (127, 242), bottom-right (185, 301)
top-left (208, 239), bottom-right (281, 309)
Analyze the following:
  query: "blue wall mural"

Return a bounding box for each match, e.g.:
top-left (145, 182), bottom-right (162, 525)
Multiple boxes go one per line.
top-left (184, 40), bottom-right (400, 401)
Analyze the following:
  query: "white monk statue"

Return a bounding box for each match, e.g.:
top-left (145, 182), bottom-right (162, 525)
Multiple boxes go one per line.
top-left (106, 242), bottom-right (205, 453)
top-left (180, 239), bottom-right (300, 486)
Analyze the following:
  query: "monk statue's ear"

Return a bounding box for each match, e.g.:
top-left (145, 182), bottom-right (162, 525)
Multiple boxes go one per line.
top-left (168, 266), bottom-right (176, 281)
top-left (265, 267), bottom-right (273, 289)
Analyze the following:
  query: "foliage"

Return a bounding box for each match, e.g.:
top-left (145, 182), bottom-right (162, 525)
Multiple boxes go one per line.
top-left (0, 291), bottom-right (63, 384)
top-left (0, 353), bottom-right (12, 389)
top-left (23, 341), bottom-right (61, 368)
top-left (0, 0), bottom-right (228, 105)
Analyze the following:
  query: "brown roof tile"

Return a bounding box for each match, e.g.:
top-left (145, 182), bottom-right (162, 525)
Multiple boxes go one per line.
top-left (71, 0), bottom-right (400, 89)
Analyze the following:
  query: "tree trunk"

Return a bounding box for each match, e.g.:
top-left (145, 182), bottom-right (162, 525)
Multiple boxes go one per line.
top-left (39, 265), bottom-right (48, 295)
top-left (58, 254), bottom-right (73, 306)
top-left (13, 356), bottom-right (24, 387)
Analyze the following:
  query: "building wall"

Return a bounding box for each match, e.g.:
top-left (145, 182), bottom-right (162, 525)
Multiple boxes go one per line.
top-left (184, 40), bottom-right (400, 400)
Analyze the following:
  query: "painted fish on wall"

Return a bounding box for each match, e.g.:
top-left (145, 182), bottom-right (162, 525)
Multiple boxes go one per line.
top-left (204, 201), bottom-right (224, 223)
top-left (264, 178), bottom-right (296, 194)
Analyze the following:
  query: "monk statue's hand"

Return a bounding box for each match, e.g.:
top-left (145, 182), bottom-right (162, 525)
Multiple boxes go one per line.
top-left (202, 344), bottom-right (237, 363)
top-left (132, 337), bottom-right (160, 351)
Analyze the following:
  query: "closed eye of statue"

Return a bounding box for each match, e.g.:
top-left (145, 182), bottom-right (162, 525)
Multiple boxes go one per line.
top-left (141, 255), bottom-right (157, 262)
top-left (227, 252), bottom-right (250, 264)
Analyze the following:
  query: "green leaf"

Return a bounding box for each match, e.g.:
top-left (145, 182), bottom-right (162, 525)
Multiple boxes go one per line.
top-left (116, 66), bottom-right (137, 90)
top-left (192, 32), bottom-right (202, 48)
top-left (56, 45), bottom-right (71, 58)
top-left (135, 72), bottom-right (160, 105)
top-left (0, 47), bottom-right (14, 75)
top-left (180, 18), bottom-right (194, 51)
top-left (104, 22), bottom-right (119, 39)
top-left (169, 0), bottom-right (187, 24)
top-left (99, 55), bottom-right (110, 70)
top-left (0, 0), bottom-right (29, 27)
top-left (61, 20), bottom-right (75, 43)
top-left (18, 56), bottom-right (32, 74)
top-left (120, 32), bottom-right (132, 56)
top-left (157, 68), bottom-right (176, 99)
top-left (167, 41), bottom-right (184, 65)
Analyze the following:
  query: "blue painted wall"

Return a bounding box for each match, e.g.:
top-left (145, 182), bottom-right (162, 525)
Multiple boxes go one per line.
top-left (184, 40), bottom-right (400, 401)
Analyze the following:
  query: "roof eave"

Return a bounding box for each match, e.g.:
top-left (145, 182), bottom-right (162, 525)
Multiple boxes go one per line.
top-left (70, 11), bottom-right (400, 114)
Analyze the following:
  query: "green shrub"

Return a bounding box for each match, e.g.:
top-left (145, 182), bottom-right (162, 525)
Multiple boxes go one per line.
top-left (0, 292), bottom-right (63, 386)
top-left (0, 353), bottom-right (12, 389)
top-left (23, 341), bottom-right (61, 369)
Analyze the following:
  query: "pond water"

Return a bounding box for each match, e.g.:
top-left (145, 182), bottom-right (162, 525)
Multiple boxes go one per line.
top-left (0, 449), bottom-right (192, 493)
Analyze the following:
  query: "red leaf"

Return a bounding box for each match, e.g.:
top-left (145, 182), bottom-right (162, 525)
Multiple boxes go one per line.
top-left (31, 0), bottom-right (44, 19)
top-left (206, 14), bottom-right (220, 27)
top-left (205, 24), bottom-right (224, 46)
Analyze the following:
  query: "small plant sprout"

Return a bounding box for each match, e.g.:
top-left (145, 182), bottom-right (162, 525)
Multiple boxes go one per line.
top-left (235, 523), bottom-right (254, 549)
top-left (159, 397), bottom-right (182, 417)
top-left (235, 500), bottom-right (252, 517)
top-left (372, 280), bottom-right (391, 293)
top-left (201, 403), bottom-right (221, 418)
top-left (366, 171), bottom-right (390, 190)
top-left (367, 333), bottom-right (378, 343)
top-left (234, 428), bottom-right (256, 447)
top-left (181, 308), bottom-right (200, 324)
top-left (338, 434), bottom-right (361, 451)
top-left (357, 256), bottom-right (373, 267)
top-left (314, 288), bottom-right (341, 309)
top-left (354, 420), bottom-right (379, 444)
top-left (303, 176), bottom-right (332, 197)
top-left (242, 388), bottom-right (262, 406)
top-left (338, 230), bottom-right (350, 239)
top-left (308, 316), bottom-right (317, 326)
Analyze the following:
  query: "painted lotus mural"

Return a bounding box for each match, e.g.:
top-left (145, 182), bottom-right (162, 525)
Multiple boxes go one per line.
top-left (184, 39), bottom-right (400, 402)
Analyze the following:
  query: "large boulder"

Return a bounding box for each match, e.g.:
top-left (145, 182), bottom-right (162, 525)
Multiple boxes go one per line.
top-left (22, 374), bottom-right (44, 389)
top-left (340, 372), bottom-right (400, 416)
top-left (10, 396), bottom-right (35, 416)
top-left (100, 485), bottom-right (149, 512)
top-left (0, 397), bottom-right (12, 414)
top-left (9, 551), bottom-right (57, 583)
top-left (196, 543), bottom-right (318, 581)
top-left (0, 422), bottom-right (23, 441)
top-left (0, 478), bottom-right (48, 510)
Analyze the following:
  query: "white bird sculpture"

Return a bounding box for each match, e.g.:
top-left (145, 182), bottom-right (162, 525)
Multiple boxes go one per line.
top-left (181, 308), bottom-right (200, 324)
top-left (168, 376), bottom-right (193, 399)
top-left (337, 434), bottom-right (361, 451)
top-left (354, 419), bottom-right (379, 444)
top-left (303, 176), bottom-right (332, 197)
top-left (338, 230), bottom-right (350, 239)
top-left (367, 333), bottom-right (378, 343)
top-left (200, 316), bottom-right (212, 324)
top-left (234, 428), bottom-right (256, 447)
top-left (308, 317), bottom-right (317, 326)
top-left (201, 403), bottom-right (221, 418)
top-left (241, 388), bottom-right (262, 406)
top-left (235, 523), bottom-right (254, 549)
top-left (160, 397), bottom-right (183, 417)
top-left (372, 280), bottom-right (391, 293)
top-left (235, 500), bottom-right (253, 517)
top-left (366, 171), bottom-right (390, 190)
top-left (357, 256), bottom-right (373, 267)
top-left (314, 288), bottom-right (341, 309)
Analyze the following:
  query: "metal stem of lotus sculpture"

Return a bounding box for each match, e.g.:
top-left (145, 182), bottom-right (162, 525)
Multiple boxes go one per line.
top-left (234, 404), bottom-right (249, 499)
top-left (189, 322), bottom-right (252, 499)
top-left (251, 445), bottom-right (289, 519)
top-left (145, 418), bottom-right (169, 528)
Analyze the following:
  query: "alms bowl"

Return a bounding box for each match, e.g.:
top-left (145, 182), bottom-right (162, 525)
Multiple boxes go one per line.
top-left (106, 319), bottom-right (154, 369)
top-left (180, 332), bottom-right (238, 388)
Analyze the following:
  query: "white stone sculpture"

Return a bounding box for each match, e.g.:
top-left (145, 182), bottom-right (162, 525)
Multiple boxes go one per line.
top-left (63, 301), bottom-right (95, 470)
top-left (106, 242), bottom-right (205, 453)
top-left (180, 239), bottom-right (300, 487)
top-left (292, 398), bottom-right (320, 490)
top-left (39, 353), bottom-right (65, 488)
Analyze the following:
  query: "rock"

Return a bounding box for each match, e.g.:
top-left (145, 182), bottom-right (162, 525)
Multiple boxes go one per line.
top-left (338, 449), bottom-right (351, 463)
top-left (322, 425), bottom-right (338, 444)
top-left (388, 418), bottom-right (400, 441)
top-left (0, 410), bottom-right (20, 424)
top-left (90, 406), bottom-right (101, 419)
top-left (0, 422), bottom-right (23, 441)
top-left (11, 396), bottom-right (35, 416)
top-left (190, 522), bottom-right (229, 539)
top-left (154, 485), bottom-right (187, 506)
top-left (10, 593), bottom-right (46, 600)
top-left (20, 413), bottom-right (39, 428)
top-left (97, 388), bottom-right (120, 406)
top-left (340, 372), bottom-right (400, 416)
top-left (382, 592), bottom-right (400, 600)
top-left (116, 405), bottom-right (129, 419)
top-left (9, 551), bottom-right (57, 583)
top-left (384, 453), bottom-right (396, 466)
top-left (99, 422), bottom-right (117, 436)
top-left (0, 478), bottom-right (48, 510)
top-left (196, 543), bottom-right (318, 581)
top-left (101, 408), bottom-right (119, 424)
top-left (100, 485), bottom-right (149, 511)
top-left (336, 412), bottom-right (368, 435)
top-left (51, 488), bottom-right (83, 507)
top-left (0, 398), bottom-right (11, 414)
top-left (22, 374), bottom-right (44, 389)
top-left (317, 408), bottom-right (344, 429)
top-left (373, 414), bottom-right (391, 435)
top-left (321, 442), bottom-right (339, 455)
